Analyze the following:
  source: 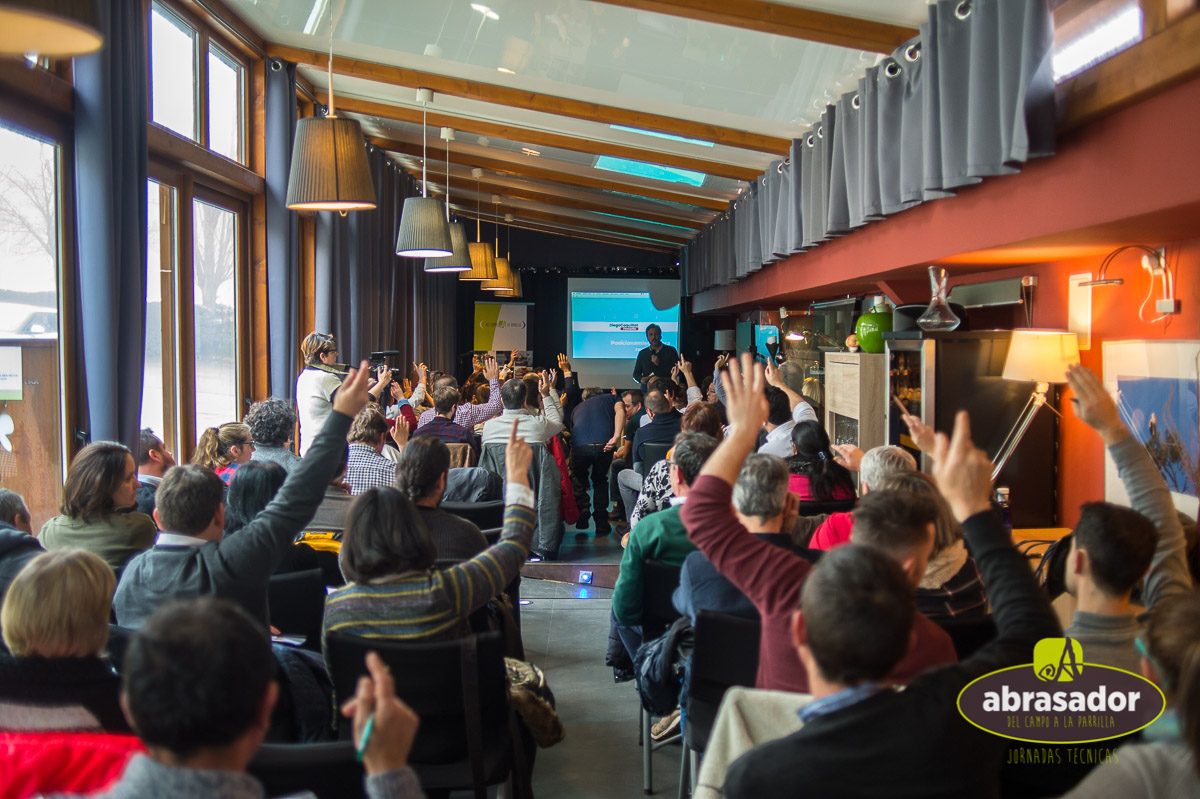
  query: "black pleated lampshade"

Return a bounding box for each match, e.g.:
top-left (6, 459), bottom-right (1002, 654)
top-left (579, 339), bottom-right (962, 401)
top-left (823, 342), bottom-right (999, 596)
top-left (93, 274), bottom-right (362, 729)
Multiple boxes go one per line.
top-left (0, 0), bottom-right (102, 56)
top-left (424, 222), bottom-right (471, 272)
top-left (286, 116), bottom-right (377, 212)
top-left (396, 196), bottom-right (452, 258)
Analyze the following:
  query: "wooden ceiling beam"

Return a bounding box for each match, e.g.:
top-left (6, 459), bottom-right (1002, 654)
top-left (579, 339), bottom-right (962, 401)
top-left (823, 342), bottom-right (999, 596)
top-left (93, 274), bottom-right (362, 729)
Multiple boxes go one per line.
top-left (370, 136), bottom-right (732, 211)
top-left (586, 0), bottom-right (917, 53)
top-left (321, 93), bottom-right (762, 182)
top-left (267, 43), bottom-right (791, 154)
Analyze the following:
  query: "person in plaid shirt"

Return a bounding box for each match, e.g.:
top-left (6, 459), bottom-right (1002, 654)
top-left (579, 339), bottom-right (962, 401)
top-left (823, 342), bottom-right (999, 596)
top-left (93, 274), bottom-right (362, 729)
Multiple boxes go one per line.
top-left (416, 356), bottom-right (503, 430)
top-left (411, 386), bottom-right (477, 454)
top-left (345, 406), bottom-right (398, 495)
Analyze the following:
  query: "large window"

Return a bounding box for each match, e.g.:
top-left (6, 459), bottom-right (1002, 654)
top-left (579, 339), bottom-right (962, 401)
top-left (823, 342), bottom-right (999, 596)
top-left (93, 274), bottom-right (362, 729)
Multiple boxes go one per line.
top-left (143, 181), bottom-right (178, 452)
top-left (150, 5), bottom-right (197, 140)
top-left (192, 198), bottom-right (239, 431)
top-left (0, 124), bottom-right (63, 530)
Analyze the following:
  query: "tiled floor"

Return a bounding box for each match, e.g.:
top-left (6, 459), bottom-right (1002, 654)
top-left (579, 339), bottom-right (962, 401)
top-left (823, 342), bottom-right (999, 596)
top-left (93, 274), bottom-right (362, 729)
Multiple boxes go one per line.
top-left (520, 584), bottom-right (683, 799)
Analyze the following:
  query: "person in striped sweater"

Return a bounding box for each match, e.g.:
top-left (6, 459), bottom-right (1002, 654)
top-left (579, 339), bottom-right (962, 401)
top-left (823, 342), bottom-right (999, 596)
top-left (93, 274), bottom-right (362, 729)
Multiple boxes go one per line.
top-left (322, 420), bottom-right (534, 658)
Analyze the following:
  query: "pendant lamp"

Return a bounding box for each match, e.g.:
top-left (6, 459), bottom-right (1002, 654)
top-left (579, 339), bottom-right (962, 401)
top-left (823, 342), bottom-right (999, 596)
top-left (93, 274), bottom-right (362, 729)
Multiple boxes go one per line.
top-left (482, 200), bottom-right (512, 291)
top-left (497, 218), bottom-right (522, 297)
top-left (425, 127), bottom-right (471, 272)
top-left (286, 3), bottom-right (375, 213)
top-left (397, 89), bottom-right (452, 257)
top-left (0, 0), bottom-right (102, 56)
top-left (460, 168), bottom-right (496, 281)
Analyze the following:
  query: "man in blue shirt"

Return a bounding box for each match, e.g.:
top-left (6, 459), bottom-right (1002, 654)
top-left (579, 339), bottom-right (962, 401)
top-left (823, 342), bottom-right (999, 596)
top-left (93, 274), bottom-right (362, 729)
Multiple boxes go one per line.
top-left (632, 324), bottom-right (679, 394)
top-left (571, 387), bottom-right (626, 535)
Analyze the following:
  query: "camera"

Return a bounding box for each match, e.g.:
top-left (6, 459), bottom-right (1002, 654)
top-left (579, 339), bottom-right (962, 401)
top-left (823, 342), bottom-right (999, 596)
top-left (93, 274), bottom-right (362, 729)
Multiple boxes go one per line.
top-left (367, 350), bottom-right (402, 382)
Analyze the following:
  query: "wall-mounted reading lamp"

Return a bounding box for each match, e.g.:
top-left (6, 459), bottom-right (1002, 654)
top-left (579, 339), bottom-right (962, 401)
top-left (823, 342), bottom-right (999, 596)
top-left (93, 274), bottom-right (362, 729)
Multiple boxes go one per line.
top-left (1079, 244), bottom-right (1164, 287)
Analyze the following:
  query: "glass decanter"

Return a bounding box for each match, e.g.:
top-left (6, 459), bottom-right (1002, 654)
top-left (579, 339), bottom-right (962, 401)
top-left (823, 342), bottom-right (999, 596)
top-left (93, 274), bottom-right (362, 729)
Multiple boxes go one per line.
top-left (917, 265), bottom-right (961, 332)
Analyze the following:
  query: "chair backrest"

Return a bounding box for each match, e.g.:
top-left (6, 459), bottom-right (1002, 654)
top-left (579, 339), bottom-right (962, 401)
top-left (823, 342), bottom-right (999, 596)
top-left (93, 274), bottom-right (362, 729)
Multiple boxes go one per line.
top-left (642, 559), bottom-right (683, 641)
top-left (440, 500), bottom-right (505, 531)
top-left (267, 569), bottom-right (326, 650)
top-left (796, 496), bottom-right (857, 516)
top-left (248, 741), bottom-right (365, 799)
top-left (446, 442), bottom-right (478, 468)
top-left (641, 442), bottom-right (672, 472)
top-left (325, 630), bottom-right (509, 766)
top-left (685, 611), bottom-right (762, 753)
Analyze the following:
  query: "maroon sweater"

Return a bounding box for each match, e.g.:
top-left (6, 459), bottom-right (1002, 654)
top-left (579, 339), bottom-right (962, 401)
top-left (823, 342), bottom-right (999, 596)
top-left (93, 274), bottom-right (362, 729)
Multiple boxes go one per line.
top-left (681, 475), bottom-right (957, 693)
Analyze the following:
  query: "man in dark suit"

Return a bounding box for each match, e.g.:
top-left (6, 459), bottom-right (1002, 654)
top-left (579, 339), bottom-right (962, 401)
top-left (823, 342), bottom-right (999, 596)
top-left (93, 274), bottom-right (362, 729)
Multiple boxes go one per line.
top-left (632, 323), bottom-right (679, 394)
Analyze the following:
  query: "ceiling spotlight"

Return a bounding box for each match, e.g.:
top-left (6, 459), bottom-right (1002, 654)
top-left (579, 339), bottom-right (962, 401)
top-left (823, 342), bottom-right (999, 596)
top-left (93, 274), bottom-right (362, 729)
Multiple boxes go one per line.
top-left (477, 136), bottom-right (491, 148)
top-left (497, 67), bottom-right (515, 74)
top-left (521, 147), bottom-right (540, 157)
top-left (471, 3), bottom-right (499, 20)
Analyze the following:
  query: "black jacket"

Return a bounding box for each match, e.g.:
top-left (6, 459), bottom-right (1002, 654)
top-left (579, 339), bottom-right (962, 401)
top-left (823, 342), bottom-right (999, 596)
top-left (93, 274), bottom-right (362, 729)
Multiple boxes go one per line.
top-left (0, 522), bottom-right (42, 607)
top-left (631, 409), bottom-right (682, 468)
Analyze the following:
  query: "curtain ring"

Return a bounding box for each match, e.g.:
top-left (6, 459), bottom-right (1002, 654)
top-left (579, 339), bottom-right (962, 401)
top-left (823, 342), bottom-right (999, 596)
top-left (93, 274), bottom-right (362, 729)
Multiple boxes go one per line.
top-left (884, 60), bottom-right (901, 78)
top-left (806, 134), bottom-right (815, 148)
top-left (270, 59), bottom-right (283, 72)
top-left (955, 1), bottom-right (972, 20)
top-left (816, 125), bottom-right (824, 139)
top-left (776, 162), bottom-right (784, 173)
top-left (760, 175), bottom-right (767, 186)
top-left (851, 93), bottom-right (861, 110)
top-left (905, 44), bottom-right (920, 62)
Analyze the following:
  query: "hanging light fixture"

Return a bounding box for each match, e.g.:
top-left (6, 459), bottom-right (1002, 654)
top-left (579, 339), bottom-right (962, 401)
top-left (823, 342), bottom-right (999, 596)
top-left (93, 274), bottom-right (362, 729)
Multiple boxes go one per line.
top-left (460, 168), bottom-right (496, 281)
top-left (496, 216), bottom-right (522, 297)
top-left (286, 2), bottom-right (376, 213)
top-left (0, 0), bottom-right (103, 57)
top-left (483, 198), bottom-right (513, 291)
top-left (424, 126), bottom-right (471, 272)
top-left (396, 88), bottom-right (452, 257)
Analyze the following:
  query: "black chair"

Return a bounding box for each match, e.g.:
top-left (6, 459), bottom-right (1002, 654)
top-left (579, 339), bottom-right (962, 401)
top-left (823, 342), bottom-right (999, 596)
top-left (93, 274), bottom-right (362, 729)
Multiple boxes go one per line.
top-left (639, 559), bottom-right (684, 795)
top-left (641, 442), bottom-right (672, 474)
top-left (441, 500), bottom-right (505, 531)
top-left (325, 630), bottom-right (531, 799)
top-left (936, 614), bottom-right (998, 661)
top-left (796, 496), bottom-right (857, 516)
top-left (678, 611), bottom-right (761, 798)
top-left (268, 569), bottom-right (326, 652)
top-left (249, 741), bottom-right (365, 799)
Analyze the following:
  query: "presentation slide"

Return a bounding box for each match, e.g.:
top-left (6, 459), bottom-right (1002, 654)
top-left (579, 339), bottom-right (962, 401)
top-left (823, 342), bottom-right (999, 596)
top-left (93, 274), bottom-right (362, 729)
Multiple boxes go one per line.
top-left (566, 277), bottom-right (681, 389)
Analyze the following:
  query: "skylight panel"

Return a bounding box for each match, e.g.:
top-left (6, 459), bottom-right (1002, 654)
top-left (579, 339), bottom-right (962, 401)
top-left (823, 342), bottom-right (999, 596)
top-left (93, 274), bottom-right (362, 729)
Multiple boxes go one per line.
top-left (594, 156), bottom-right (706, 187)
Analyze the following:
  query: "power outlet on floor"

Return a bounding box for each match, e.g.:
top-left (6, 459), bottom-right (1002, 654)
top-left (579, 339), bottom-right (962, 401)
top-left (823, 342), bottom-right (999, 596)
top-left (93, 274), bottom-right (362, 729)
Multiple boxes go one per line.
top-left (578, 570), bottom-right (593, 584)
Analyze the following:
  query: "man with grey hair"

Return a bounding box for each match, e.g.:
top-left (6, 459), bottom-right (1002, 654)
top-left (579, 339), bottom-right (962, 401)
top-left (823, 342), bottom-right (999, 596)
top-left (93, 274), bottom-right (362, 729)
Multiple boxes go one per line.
top-left (809, 444), bottom-right (917, 550)
top-left (674, 453), bottom-right (817, 622)
top-left (0, 488), bottom-right (42, 611)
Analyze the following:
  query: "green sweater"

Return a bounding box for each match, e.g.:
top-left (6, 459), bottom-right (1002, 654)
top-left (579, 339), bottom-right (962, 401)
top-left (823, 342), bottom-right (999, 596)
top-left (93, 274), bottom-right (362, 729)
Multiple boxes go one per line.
top-left (612, 502), bottom-right (695, 625)
top-left (39, 512), bottom-right (156, 573)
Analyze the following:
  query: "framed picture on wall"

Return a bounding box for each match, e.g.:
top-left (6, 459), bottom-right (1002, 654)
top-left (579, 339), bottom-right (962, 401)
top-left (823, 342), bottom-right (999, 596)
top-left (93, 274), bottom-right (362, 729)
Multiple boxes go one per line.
top-left (1102, 340), bottom-right (1200, 519)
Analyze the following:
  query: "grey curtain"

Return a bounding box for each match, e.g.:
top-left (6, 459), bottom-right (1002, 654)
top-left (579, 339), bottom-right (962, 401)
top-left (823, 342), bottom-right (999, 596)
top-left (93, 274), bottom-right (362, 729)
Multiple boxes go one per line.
top-left (73, 0), bottom-right (148, 451)
top-left (265, 59), bottom-right (299, 399)
top-left (684, 0), bottom-right (1056, 296)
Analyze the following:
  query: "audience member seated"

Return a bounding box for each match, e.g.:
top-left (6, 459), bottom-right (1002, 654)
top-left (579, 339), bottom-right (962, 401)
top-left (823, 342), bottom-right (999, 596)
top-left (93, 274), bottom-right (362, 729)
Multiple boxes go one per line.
top-left (112, 363), bottom-right (372, 629)
top-left (809, 444), bottom-right (916, 549)
top-left (345, 405), bottom-right (399, 495)
top-left (246, 397), bottom-right (302, 472)
top-left (616, 388), bottom-right (683, 526)
top-left (722, 405), bottom-right (1059, 799)
top-left (39, 442), bottom-right (155, 573)
top-left (417, 356), bottom-right (502, 429)
top-left (395, 437), bottom-right (488, 567)
top-left (673, 453), bottom-right (816, 624)
top-left (786, 420), bottom-right (856, 502)
top-left (192, 422), bottom-right (255, 484)
top-left (480, 374), bottom-right (564, 446)
top-left (0, 549), bottom-right (129, 733)
top-left (1062, 592), bottom-right (1200, 798)
top-left (63, 597), bottom-right (423, 798)
top-left (611, 433), bottom-right (720, 661)
top-left (224, 461), bottom-right (321, 576)
top-left (442, 466), bottom-right (503, 502)
top-left (670, 358), bottom-right (704, 407)
top-left (874, 470), bottom-right (988, 623)
top-left (1060, 363), bottom-right (1191, 673)
top-left (607, 390), bottom-right (645, 521)
top-left (630, 403), bottom-right (723, 528)
top-left (0, 489), bottom-right (41, 610)
top-left (570, 386), bottom-right (626, 535)
top-left (306, 445), bottom-right (353, 532)
top-left (411, 386), bottom-right (476, 454)
top-left (385, 380), bottom-right (419, 433)
top-left (135, 428), bottom-right (174, 518)
top-left (323, 422), bottom-right (533, 656)
top-left (681, 355), bottom-right (955, 695)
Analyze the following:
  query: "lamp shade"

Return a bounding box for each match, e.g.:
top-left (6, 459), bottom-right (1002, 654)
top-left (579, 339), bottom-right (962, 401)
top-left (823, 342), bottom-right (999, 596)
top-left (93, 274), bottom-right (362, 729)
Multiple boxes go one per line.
top-left (482, 256), bottom-right (514, 291)
top-left (286, 116), bottom-right (377, 212)
top-left (1002, 330), bottom-right (1080, 384)
top-left (496, 271), bottom-right (522, 297)
top-left (461, 242), bottom-right (497, 281)
top-left (714, 330), bottom-right (735, 351)
top-left (424, 222), bottom-right (471, 272)
top-left (0, 0), bottom-right (102, 56)
top-left (396, 196), bottom-right (452, 258)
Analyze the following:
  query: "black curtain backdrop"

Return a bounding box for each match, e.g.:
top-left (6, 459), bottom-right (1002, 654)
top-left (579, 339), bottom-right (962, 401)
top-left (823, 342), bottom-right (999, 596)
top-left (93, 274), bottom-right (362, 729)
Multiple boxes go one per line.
top-left (73, 0), bottom-right (148, 452)
top-left (265, 58), bottom-right (299, 399)
top-left (684, 0), bottom-right (1056, 296)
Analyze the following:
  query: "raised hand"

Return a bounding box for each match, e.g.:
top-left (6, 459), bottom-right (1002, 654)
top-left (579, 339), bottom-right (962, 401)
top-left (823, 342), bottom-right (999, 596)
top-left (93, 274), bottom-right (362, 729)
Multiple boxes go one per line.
top-left (723, 352), bottom-right (768, 439)
top-left (400, 378), bottom-right (412, 397)
top-left (671, 364), bottom-right (681, 382)
top-left (557, 352), bottom-right (571, 374)
top-left (715, 352), bottom-right (730, 371)
top-left (679, 358), bottom-right (694, 377)
top-left (832, 443), bottom-right (864, 471)
top-left (505, 419), bottom-right (533, 488)
top-left (390, 416), bottom-right (409, 449)
top-left (764, 361), bottom-right (783, 387)
top-left (1066, 363), bottom-right (1128, 445)
top-left (483, 355), bottom-right (499, 381)
top-left (931, 411), bottom-right (995, 523)
top-left (333, 361), bottom-right (372, 420)
top-left (413, 362), bottom-right (428, 382)
top-left (340, 652), bottom-right (420, 777)
top-left (902, 412), bottom-right (937, 456)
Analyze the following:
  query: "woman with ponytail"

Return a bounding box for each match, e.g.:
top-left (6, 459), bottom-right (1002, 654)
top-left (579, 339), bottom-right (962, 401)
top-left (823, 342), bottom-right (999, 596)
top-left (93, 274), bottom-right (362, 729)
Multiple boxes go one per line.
top-left (394, 437), bottom-right (487, 566)
top-left (191, 422), bottom-right (254, 483)
top-left (786, 420), bottom-right (856, 502)
top-left (1062, 592), bottom-right (1200, 797)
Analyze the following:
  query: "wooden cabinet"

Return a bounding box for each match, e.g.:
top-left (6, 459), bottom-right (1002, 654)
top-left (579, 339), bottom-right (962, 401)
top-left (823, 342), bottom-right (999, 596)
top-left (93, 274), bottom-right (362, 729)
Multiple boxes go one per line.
top-left (823, 352), bottom-right (886, 453)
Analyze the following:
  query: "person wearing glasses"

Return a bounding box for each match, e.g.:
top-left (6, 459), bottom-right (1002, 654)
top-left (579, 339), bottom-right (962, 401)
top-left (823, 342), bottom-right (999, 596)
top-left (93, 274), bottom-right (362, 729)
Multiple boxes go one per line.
top-left (192, 423), bottom-right (254, 484)
top-left (296, 332), bottom-right (392, 457)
